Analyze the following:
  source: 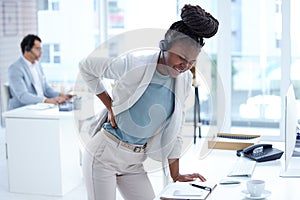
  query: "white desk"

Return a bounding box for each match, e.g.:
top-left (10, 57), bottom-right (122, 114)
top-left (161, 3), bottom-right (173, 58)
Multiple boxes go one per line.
top-left (2, 105), bottom-right (83, 196)
top-left (156, 142), bottom-right (300, 200)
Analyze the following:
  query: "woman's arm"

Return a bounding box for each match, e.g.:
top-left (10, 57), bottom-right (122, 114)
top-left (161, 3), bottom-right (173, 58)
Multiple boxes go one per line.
top-left (79, 56), bottom-right (128, 95)
top-left (96, 91), bottom-right (117, 128)
top-left (168, 158), bottom-right (206, 182)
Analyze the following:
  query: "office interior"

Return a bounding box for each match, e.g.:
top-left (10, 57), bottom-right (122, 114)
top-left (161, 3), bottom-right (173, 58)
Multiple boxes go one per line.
top-left (0, 0), bottom-right (300, 199)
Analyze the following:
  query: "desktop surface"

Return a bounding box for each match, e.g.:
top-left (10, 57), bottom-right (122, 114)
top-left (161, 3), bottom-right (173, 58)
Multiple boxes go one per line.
top-left (155, 142), bottom-right (300, 200)
top-left (2, 104), bottom-right (72, 119)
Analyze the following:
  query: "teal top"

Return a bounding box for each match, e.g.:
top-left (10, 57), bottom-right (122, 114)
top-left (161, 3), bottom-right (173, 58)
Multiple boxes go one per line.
top-left (103, 70), bottom-right (175, 144)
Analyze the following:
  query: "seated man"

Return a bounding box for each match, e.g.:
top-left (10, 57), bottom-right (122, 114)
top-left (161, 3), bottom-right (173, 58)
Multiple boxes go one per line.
top-left (8, 34), bottom-right (72, 110)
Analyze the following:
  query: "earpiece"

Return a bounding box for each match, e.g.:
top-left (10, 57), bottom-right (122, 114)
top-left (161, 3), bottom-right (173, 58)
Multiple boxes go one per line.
top-left (25, 36), bottom-right (34, 52)
top-left (25, 46), bottom-right (31, 52)
top-left (24, 37), bottom-right (38, 60)
top-left (159, 40), bottom-right (169, 51)
top-left (26, 44), bottom-right (38, 60)
top-left (159, 40), bottom-right (170, 75)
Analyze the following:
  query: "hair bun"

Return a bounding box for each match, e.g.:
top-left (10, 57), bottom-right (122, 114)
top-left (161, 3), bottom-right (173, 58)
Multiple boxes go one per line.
top-left (181, 4), bottom-right (219, 38)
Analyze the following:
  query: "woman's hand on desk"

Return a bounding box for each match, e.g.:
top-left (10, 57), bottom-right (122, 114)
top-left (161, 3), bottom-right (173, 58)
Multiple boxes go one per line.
top-left (174, 173), bottom-right (206, 182)
top-left (169, 159), bottom-right (206, 182)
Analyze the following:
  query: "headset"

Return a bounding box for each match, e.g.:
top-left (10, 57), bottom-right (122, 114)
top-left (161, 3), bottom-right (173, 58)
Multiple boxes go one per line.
top-left (25, 45), bottom-right (31, 52)
top-left (25, 36), bottom-right (34, 52)
top-left (159, 33), bottom-right (194, 51)
top-left (158, 40), bottom-right (171, 74)
top-left (159, 39), bottom-right (169, 51)
top-left (25, 36), bottom-right (39, 60)
top-left (160, 34), bottom-right (202, 51)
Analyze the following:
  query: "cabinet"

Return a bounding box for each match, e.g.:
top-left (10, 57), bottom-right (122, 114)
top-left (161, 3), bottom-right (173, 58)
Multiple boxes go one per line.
top-left (3, 105), bottom-right (82, 196)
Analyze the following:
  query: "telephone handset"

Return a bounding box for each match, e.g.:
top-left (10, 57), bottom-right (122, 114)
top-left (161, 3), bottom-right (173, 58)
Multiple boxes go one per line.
top-left (237, 143), bottom-right (284, 162)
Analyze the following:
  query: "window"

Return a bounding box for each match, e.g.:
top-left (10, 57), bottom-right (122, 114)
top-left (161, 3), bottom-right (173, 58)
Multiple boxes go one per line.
top-left (33, 0), bottom-right (295, 140)
top-left (230, 0), bottom-right (282, 131)
top-left (41, 44), bottom-right (50, 63)
top-left (291, 0), bottom-right (300, 99)
top-left (53, 56), bottom-right (60, 63)
top-left (38, 0), bottom-right (60, 11)
top-left (38, 0), bottom-right (49, 10)
top-left (41, 44), bottom-right (60, 64)
top-left (51, 1), bottom-right (60, 11)
top-left (53, 44), bottom-right (60, 52)
top-left (108, 1), bottom-right (124, 28)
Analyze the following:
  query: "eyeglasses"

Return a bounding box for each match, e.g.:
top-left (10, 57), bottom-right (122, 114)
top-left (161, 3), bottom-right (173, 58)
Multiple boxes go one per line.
top-left (171, 53), bottom-right (196, 73)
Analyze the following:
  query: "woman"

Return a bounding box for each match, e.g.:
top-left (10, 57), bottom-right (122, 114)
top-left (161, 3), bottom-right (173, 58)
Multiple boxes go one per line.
top-left (80, 4), bottom-right (219, 200)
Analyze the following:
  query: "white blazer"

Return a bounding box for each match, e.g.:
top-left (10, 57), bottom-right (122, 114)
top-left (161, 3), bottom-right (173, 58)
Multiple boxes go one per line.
top-left (79, 49), bottom-right (193, 164)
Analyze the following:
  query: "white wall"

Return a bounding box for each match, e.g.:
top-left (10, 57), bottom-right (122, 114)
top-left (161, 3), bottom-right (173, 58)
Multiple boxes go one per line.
top-left (0, 0), bottom-right (38, 124)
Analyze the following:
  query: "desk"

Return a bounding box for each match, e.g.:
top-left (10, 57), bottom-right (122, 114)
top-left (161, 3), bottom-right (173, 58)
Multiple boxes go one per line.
top-left (2, 105), bottom-right (82, 196)
top-left (155, 142), bottom-right (300, 200)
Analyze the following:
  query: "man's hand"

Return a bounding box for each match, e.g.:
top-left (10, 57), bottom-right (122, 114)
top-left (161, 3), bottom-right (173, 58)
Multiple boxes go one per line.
top-left (59, 93), bottom-right (74, 100)
top-left (44, 96), bottom-right (68, 104)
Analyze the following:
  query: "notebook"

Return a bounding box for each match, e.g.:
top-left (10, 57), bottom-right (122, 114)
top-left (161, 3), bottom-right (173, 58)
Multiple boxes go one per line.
top-left (208, 133), bottom-right (261, 150)
top-left (159, 181), bottom-right (217, 200)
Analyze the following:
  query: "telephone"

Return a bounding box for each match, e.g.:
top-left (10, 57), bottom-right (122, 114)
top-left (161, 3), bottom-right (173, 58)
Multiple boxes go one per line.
top-left (236, 143), bottom-right (284, 162)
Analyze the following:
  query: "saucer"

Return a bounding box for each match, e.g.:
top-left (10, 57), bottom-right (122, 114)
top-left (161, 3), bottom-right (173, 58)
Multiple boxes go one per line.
top-left (241, 190), bottom-right (271, 199)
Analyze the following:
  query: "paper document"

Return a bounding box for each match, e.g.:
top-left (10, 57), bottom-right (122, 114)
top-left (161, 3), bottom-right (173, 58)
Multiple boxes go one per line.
top-left (26, 103), bottom-right (55, 110)
top-left (159, 181), bottom-right (217, 200)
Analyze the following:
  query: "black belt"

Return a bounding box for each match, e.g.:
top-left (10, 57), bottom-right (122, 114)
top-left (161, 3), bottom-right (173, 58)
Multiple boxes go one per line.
top-left (103, 130), bottom-right (147, 153)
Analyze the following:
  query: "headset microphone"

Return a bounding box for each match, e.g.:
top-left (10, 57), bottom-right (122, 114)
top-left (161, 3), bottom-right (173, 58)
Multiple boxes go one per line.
top-left (159, 40), bottom-right (170, 75)
top-left (25, 36), bottom-right (39, 61)
top-left (26, 46), bottom-right (38, 61)
top-left (30, 50), bottom-right (39, 60)
top-left (159, 40), bottom-right (171, 75)
top-left (30, 50), bottom-right (38, 60)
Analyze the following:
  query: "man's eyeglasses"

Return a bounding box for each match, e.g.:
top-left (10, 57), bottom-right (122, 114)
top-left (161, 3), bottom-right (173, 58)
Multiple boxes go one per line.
top-left (171, 53), bottom-right (196, 73)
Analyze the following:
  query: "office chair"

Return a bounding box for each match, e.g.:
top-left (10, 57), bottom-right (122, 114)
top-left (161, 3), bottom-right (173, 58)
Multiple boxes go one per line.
top-left (1, 83), bottom-right (12, 127)
top-left (2, 83), bottom-right (11, 111)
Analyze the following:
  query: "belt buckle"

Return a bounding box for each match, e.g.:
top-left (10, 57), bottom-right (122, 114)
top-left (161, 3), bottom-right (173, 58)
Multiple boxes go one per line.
top-left (133, 146), bottom-right (142, 153)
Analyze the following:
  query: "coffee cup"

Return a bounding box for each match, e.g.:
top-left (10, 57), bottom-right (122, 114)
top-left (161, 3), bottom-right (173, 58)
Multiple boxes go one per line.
top-left (246, 179), bottom-right (265, 197)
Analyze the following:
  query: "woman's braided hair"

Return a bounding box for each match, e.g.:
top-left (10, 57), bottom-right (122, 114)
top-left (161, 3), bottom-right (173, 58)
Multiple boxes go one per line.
top-left (165, 4), bottom-right (219, 48)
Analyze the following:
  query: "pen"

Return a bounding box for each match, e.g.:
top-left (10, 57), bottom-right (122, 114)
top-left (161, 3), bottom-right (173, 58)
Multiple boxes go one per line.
top-left (190, 183), bottom-right (212, 192)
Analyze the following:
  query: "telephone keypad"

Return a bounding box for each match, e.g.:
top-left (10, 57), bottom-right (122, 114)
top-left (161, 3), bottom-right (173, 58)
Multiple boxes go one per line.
top-left (252, 152), bottom-right (266, 158)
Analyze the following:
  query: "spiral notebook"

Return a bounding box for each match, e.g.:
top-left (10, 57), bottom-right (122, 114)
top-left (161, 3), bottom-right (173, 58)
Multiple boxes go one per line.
top-left (159, 181), bottom-right (217, 200)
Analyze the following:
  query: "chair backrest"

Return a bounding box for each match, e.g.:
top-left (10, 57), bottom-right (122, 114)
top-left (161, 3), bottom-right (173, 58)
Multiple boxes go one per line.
top-left (2, 83), bottom-right (11, 112)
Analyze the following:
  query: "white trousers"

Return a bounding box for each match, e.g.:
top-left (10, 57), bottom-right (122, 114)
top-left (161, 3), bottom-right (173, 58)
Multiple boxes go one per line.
top-left (82, 129), bottom-right (155, 200)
